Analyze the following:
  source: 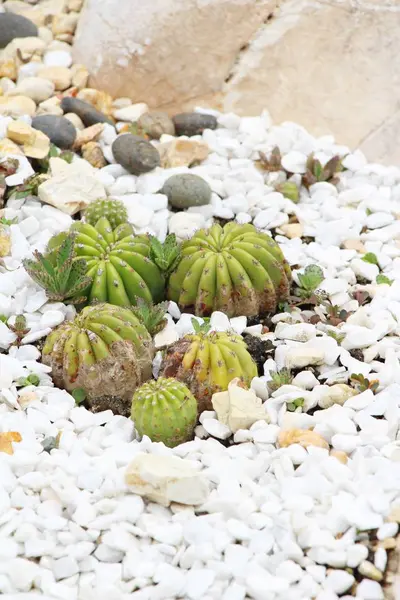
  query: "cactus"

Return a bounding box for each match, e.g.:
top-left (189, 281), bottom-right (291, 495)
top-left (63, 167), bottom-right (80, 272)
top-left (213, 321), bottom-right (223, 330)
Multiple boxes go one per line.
top-left (23, 233), bottom-right (92, 305)
top-left (302, 154), bottom-right (343, 189)
top-left (131, 377), bottom-right (197, 447)
top-left (84, 198), bottom-right (128, 229)
top-left (131, 299), bottom-right (168, 336)
top-left (42, 303), bottom-right (154, 414)
top-left (70, 217), bottom-right (165, 306)
top-left (160, 330), bottom-right (257, 413)
top-left (168, 222), bottom-right (291, 318)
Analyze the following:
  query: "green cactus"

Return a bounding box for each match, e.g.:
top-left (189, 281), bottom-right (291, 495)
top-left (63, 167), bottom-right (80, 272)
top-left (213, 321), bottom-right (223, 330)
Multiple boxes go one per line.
top-left (131, 377), bottom-right (197, 447)
top-left (168, 222), bottom-right (291, 317)
top-left (160, 330), bottom-right (257, 413)
top-left (69, 217), bottom-right (165, 306)
top-left (84, 198), bottom-right (128, 230)
top-left (42, 303), bottom-right (154, 414)
top-left (131, 299), bottom-right (168, 336)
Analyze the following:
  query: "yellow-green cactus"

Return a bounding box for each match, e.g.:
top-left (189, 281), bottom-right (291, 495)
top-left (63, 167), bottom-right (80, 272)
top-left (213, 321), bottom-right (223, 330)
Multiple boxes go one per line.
top-left (168, 222), bottom-right (291, 317)
top-left (131, 377), bottom-right (197, 447)
top-left (84, 198), bottom-right (128, 229)
top-left (160, 330), bottom-right (257, 413)
top-left (42, 303), bottom-right (154, 413)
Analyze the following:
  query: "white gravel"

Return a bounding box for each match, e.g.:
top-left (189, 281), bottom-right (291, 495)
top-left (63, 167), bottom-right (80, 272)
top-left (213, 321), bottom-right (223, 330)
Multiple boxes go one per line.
top-left (0, 109), bottom-right (399, 600)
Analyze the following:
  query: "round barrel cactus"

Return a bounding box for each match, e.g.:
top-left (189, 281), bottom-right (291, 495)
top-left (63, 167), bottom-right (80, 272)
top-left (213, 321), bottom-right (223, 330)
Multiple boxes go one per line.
top-left (84, 198), bottom-right (128, 229)
top-left (71, 217), bottom-right (165, 306)
top-left (160, 330), bottom-right (257, 413)
top-left (131, 377), bottom-right (197, 447)
top-left (168, 222), bottom-right (291, 317)
top-left (42, 303), bottom-right (154, 414)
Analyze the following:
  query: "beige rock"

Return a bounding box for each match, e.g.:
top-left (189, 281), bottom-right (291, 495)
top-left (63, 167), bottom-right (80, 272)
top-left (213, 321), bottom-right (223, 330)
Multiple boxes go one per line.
top-left (37, 66), bottom-right (72, 90)
top-left (0, 95), bottom-right (36, 117)
top-left (0, 431), bottom-right (22, 455)
top-left (18, 391), bottom-right (40, 408)
top-left (38, 26), bottom-right (54, 45)
top-left (64, 112), bottom-right (84, 129)
top-left (358, 561), bottom-right (383, 582)
top-left (38, 157), bottom-right (106, 214)
top-left (0, 78), bottom-right (16, 95)
top-left (2, 37), bottom-right (46, 62)
top-left (125, 453), bottom-right (210, 507)
top-left (330, 450), bottom-right (348, 465)
top-left (70, 63), bottom-right (89, 89)
top-left (37, 96), bottom-right (63, 116)
top-left (67, 0), bottom-right (84, 11)
top-left (380, 538), bottom-right (397, 550)
top-left (285, 347), bottom-right (325, 370)
top-left (52, 13), bottom-right (79, 36)
top-left (73, 123), bottom-right (104, 148)
top-left (212, 378), bottom-right (269, 434)
top-left (81, 142), bottom-right (106, 169)
top-left (0, 226), bottom-right (11, 258)
top-left (313, 384), bottom-right (357, 409)
top-left (0, 60), bottom-right (17, 81)
top-left (9, 77), bottom-right (55, 103)
top-left (389, 506), bottom-right (400, 523)
top-left (72, 0), bottom-right (278, 108)
top-left (343, 239), bottom-right (366, 253)
top-left (113, 102), bottom-right (149, 122)
top-left (7, 120), bottom-right (35, 145)
top-left (280, 223), bottom-right (303, 239)
top-left (159, 138), bottom-right (209, 169)
top-left (278, 428), bottom-right (329, 450)
top-left (77, 88), bottom-right (113, 116)
top-left (24, 130), bottom-right (50, 160)
top-left (0, 138), bottom-right (24, 156)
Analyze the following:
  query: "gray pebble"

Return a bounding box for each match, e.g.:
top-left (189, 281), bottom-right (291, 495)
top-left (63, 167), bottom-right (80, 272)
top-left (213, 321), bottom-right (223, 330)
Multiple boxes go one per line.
top-left (161, 173), bottom-right (212, 209)
top-left (137, 111), bottom-right (175, 140)
top-left (61, 97), bottom-right (113, 127)
top-left (32, 115), bottom-right (76, 149)
top-left (172, 112), bottom-right (217, 137)
top-left (112, 134), bottom-right (160, 175)
top-left (0, 13), bottom-right (38, 49)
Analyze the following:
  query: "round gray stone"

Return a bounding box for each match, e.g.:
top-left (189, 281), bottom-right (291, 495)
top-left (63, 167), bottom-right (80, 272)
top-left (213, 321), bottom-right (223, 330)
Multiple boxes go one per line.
top-left (161, 173), bottom-right (212, 209)
top-left (0, 13), bottom-right (38, 49)
top-left (112, 134), bottom-right (160, 175)
top-left (172, 112), bottom-right (217, 137)
top-left (32, 115), bottom-right (77, 149)
top-left (61, 97), bottom-right (114, 127)
top-left (137, 111), bottom-right (175, 140)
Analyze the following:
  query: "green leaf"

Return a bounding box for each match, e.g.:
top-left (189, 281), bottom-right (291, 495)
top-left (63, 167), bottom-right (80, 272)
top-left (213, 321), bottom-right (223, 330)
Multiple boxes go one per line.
top-left (27, 374), bottom-right (40, 386)
top-left (297, 264), bottom-right (324, 295)
top-left (72, 388), bottom-right (86, 405)
top-left (362, 252), bottom-right (378, 266)
top-left (376, 274), bottom-right (393, 286)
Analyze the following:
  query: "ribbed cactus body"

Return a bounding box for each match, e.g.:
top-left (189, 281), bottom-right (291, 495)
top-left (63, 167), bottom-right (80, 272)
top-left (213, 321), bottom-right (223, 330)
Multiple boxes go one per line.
top-left (71, 217), bottom-right (165, 306)
top-left (131, 377), bottom-right (197, 447)
top-left (160, 331), bottom-right (257, 413)
top-left (168, 222), bottom-right (291, 317)
top-left (84, 198), bottom-right (128, 229)
top-left (42, 303), bottom-right (154, 413)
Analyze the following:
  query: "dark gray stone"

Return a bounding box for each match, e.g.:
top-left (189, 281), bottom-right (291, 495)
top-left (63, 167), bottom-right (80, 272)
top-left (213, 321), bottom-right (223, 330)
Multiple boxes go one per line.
top-left (112, 134), bottom-right (160, 175)
top-left (137, 111), bottom-right (175, 140)
top-left (172, 112), bottom-right (218, 137)
top-left (0, 13), bottom-right (38, 49)
top-left (32, 115), bottom-right (77, 149)
top-left (161, 173), bottom-right (212, 209)
top-left (60, 97), bottom-right (114, 127)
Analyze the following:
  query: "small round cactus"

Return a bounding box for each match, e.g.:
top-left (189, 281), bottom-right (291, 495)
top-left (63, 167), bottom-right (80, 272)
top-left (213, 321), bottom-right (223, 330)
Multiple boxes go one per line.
top-left (131, 377), bottom-right (197, 447)
top-left (168, 222), bottom-right (292, 317)
top-left (84, 198), bottom-right (128, 229)
top-left (72, 217), bottom-right (165, 306)
top-left (160, 330), bottom-right (257, 413)
top-left (42, 303), bottom-right (154, 414)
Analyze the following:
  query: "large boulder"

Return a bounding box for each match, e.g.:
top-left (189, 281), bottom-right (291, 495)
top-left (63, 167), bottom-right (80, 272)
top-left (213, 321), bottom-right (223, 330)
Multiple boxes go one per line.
top-left (72, 0), bottom-right (278, 108)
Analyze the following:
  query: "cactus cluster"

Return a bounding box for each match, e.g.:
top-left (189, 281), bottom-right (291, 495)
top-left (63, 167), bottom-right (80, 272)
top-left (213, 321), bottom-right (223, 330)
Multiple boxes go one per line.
top-left (168, 222), bottom-right (291, 317)
top-left (84, 198), bottom-right (128, 229)
top-left (42, 303), bottom-right (153, 414)
top-left (131, 377), bottom-right (197, 447)
top-left (71, 217), bottom-right (165, 306)
top-left (160, 330), bottom-right (257, 413)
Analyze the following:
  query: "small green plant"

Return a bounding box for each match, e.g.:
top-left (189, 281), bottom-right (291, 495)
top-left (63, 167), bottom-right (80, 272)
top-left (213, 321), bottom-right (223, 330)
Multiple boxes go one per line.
top-left (258, 146), bottom-right (282, 172)
top-left (327, 330), bottom-right (346, 344)
top-left (295, 264), bottom-right (324, 299)
top-left (9, 314), bottom-right (30, 346)
top-left (376, 274), bottom-right (393, 286)
top-left (191, 317), bottom-right (212, 334)
top-left (149, 234), bottom-right (181, 277)
top-left (287, 397), bottom-right (304, 412)
top-left (275, 181), bottom-right (300, 203)
top-left (37, 144), bottom-right (74, 172)
top-left (16, 373), bottom-right (40, 387)
top-left (302, 154), bottom-right (343, 189)
top-left (268, 368), bottom-right (293, 393)
top-left (72, 388), bottom-right (87, 405)
top-left (350, 373), bottom-right (379, 393)
top-left (8, 173), bottom-right (48, 200)
top-left (0, 216), bottom-right (17, 226)
top-left (131, 300), bottom-right (168, 336)
top-left (362, 252), bottom-right (379, 266)
top-left (23, 233), bottom-right (92, 305)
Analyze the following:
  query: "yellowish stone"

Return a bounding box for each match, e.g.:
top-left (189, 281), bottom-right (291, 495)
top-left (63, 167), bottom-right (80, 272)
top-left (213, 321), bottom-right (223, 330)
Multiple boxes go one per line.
top-left (0, 60), bottom-right (17, 81)
top-left (159, 138), bottom-right (209, 168)
top-left (77, 88), bottom-right (113, 116)
top-left (81, 142), bottom-right (106, 169)
top-left (278, 428), bottom-right (329, 450)
top-left (24, 130), bottom-right (51, 160)
top-left (71, 64), bottom-right (89, 90)
top-left (280, 223), bottom-right (304, 239)
top-left (330, 450), bottom-right (348, 464)
top-left (0, 138), bottom-right (24, 156)
top-left (0, 95), bottom-right (36, 117)
top-left (37, 66), bottom-right (72, 91)
top-left (0, 431), bottom-right (22, 455)
top-left (7, 120), bottom-right (35, 145)
top-left (343, 239), bottom-right (366, 253)
top-left (73, 123), bottom-right (104, 148)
